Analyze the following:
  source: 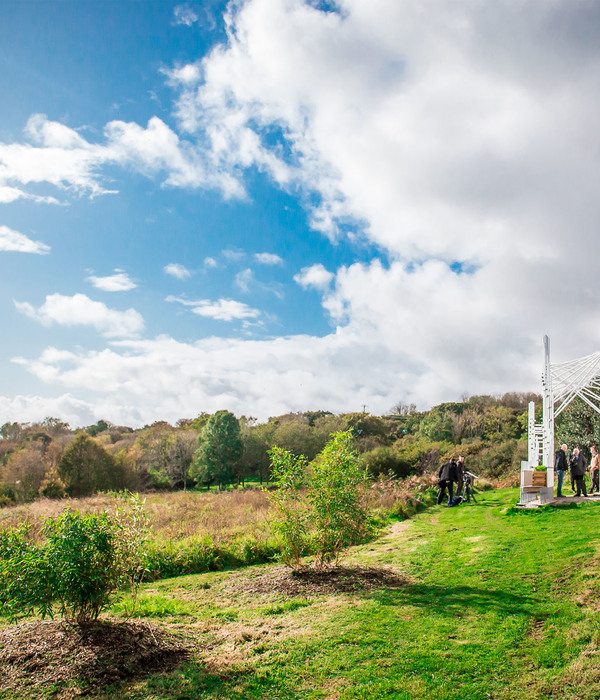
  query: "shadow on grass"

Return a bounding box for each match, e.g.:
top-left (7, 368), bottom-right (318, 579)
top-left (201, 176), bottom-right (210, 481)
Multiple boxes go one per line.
top-left (112, 659), bottom-right (303, 700)
top-left (371, 581), bottom-right (538, 618)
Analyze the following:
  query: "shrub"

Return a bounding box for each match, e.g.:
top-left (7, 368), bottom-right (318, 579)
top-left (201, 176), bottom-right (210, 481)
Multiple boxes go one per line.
top-left (42, 510), bottom-right (121, 624)
top-left (0, 500), bottom-right (147, 625)
top-left (308, 431), bottom-right (371, 567)
top-left (267, 431), bottom-right (372, 570)
top-left (0, 525), bottom-right (53, 621)
top-left (362, 446), bottom-right (414, 479)
top-left (265, 447), bottom-right (309, 569)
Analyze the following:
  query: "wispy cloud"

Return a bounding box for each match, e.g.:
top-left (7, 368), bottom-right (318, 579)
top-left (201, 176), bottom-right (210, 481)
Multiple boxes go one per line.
top-left (255, 252), bottom-right (283, 265)
top-left (235, 268), bottom-right (285, 300)
top-left (0, 186), bottom-right (61, 205)
top-left (0, 225), bottom-right (50, 255)
top-left (164, 262), bottom-right (192, 280)
top-left (15, 293), bottom-right (144, 337)
top-left (0, 113), bottom-right (245, 204)
top-left (235, 268), bottom-right (254, 293)
top-left (166, 295), bottom-right (260, 321)
top-left (222, 248), bottom-right (246, 263)
top-left (88, 270), bottom-right (137, 292)
top-left (173, 4), bottom-right (198, 27)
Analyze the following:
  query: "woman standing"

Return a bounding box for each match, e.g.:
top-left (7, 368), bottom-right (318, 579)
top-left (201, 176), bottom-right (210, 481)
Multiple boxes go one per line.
top-left (590, 445), bottom-right (599, 494)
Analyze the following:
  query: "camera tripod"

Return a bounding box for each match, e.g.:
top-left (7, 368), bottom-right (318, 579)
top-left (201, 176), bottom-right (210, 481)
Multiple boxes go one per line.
top-left (460, 474), bottom-right (477, 503)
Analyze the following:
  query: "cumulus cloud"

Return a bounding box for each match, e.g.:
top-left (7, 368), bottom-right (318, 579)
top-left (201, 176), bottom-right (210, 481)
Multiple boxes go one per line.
top-left (0, 225), bottom-right (50, 254)
top-left (87, 270), bottom-right (137, 292)
top-left (162, 63), bottom-right (202, 86)
top-left (294, 263), bottom-right (334, 291)
top-left (7, 0), bottom-right (600, 425)
top-left (14, 293), bottom-right (144, 338)
top-left (164, 262), bottom-right (192, 279)
top-left (158, 0), bottom-right (600, 394)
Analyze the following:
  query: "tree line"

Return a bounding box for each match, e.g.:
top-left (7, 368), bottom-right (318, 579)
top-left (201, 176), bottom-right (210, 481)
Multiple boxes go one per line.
top-left (0, 391), bottom-right (548, 505)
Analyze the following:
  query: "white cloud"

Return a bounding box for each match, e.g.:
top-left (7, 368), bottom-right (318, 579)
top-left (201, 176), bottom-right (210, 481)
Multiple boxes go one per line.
top-left (14, 293), bottom-right (144, 338)
top-left (173, 4), bottom-right (198, 26)
top-left (192, 299), bottom-right (260, 321)
top-left (164, 262), bottom-right (192, 279)
top-left (0, 185), bottom-right (60, 205)
top-left (294, 263), bottom-right (333, 291)
top-left (0, 113), bottom-right (245, 203)
top-left (204, 256), bottom-right (218, 269)
top-left (0, 225), bottom-right (50, 254)
top-left (6, 1), bottom-right (600, 425)
top-left (166, 294), bottom-right (261, 321)
top-left (88, 270), bottom-right (137, 292)
top-left (163, 63), bottom-right (202, 86)
top-left (255, 252), bottom-right (283, 265)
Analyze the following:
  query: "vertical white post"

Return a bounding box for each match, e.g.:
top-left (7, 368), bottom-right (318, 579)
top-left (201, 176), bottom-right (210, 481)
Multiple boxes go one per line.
top-left (542, 335), bottom-right (554, 469)
top-left (528, 401), bottom-right (537, 466)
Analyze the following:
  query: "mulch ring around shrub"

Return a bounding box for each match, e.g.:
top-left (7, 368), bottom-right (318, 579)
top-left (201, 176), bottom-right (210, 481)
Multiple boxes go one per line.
top-left (225, 565), bottom-right (409, 596)
top-left (0, 619), bottom-right (190, 698)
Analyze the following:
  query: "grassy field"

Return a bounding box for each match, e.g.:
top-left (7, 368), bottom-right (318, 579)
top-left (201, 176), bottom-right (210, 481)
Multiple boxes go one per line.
top-left (0, 479), bottom-right (437, 579)
top-left (4, 486), bottom-right (599, 699)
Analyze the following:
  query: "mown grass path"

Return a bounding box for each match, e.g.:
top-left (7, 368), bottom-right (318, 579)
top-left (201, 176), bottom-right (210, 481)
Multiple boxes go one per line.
top-left (12, 488), bottom-right (600, 699)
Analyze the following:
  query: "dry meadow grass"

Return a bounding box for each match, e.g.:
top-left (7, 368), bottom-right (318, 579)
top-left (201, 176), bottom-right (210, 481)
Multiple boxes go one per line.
top-left (0, 489), bottom-right (273, 545)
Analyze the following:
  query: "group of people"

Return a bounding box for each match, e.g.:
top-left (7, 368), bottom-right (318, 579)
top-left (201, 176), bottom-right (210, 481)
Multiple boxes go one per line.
top-left (554, 443), bottom-right (600, 497)
top-left (436, 455), bottom-right (466, 506)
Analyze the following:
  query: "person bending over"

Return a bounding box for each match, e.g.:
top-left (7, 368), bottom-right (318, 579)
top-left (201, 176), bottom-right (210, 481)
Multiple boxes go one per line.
top-left (437, 458), bottom-right (459, 506)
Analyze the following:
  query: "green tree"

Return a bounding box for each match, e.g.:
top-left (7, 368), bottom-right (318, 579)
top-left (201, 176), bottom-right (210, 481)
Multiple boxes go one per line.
top-left (58, 434), bottom-right (123, 497)
top-left (191, 410), bottom-right (243, 488)
top-left (556, 397), bottom-right (599, 458)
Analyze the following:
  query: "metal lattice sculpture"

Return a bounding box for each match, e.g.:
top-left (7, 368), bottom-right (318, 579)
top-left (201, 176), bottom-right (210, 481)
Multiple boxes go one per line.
top-left (522, 336), bottom-right (600, 505)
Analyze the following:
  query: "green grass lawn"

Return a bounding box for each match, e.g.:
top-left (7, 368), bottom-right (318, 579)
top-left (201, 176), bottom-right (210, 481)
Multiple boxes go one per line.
top-left (9, 487), bottom-right (600, 699)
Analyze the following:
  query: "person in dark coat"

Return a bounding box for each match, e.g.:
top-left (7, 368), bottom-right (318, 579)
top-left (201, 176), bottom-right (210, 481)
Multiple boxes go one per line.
top-left (570, 447), bottom-right (588, 497)
top-left (554, 443), bottom-right (568, 497)
top-left (437, 458), bottom-right (459, 506)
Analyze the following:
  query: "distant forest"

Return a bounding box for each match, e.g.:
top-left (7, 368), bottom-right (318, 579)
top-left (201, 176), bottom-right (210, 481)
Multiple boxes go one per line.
top-left (1, 391), bottom-right (597, 505)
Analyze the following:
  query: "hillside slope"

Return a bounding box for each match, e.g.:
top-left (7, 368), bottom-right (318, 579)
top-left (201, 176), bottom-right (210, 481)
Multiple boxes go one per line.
top-left (3, 488), bottom-right (600, 699)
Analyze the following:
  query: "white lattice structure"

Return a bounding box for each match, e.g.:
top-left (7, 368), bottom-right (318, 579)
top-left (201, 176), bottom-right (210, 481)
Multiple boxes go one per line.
top-left (520, 335), bottom-right (600, 506)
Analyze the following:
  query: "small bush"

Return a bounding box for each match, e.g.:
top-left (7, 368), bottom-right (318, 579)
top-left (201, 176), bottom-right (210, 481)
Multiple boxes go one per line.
top-left (0, 500), bottom-right (147, 624)
top-left (267, 431), bottom-right (371, 570)
top-left (265, 448), bottom-right (310, 569)
top-left (309, 431), bottom-right (371, 567)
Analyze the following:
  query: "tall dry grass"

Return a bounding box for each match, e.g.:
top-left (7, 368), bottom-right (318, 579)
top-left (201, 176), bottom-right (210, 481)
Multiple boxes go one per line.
top-left (0, 489), bottom-right (273, 544)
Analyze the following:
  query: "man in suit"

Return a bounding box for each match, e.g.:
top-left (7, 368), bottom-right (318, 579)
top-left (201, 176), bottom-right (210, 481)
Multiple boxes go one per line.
top-left (570, 447), bottom-right (588, 497)
top-left (554, 443), bottom-right (568, 497)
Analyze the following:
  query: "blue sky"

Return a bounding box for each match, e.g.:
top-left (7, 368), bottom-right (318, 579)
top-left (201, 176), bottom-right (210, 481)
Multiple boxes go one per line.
top-left (2, 0), bottom-right (600, 427)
